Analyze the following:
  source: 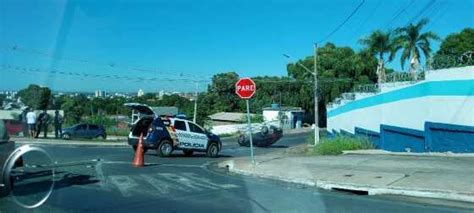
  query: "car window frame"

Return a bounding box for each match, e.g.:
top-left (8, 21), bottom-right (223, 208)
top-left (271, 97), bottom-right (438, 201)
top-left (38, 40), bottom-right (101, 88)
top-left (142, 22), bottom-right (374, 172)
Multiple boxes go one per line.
top-left (173, 120), bottom-right (187, 131)
top-left (76, 124), bottom-right (86, 131)
top-left (89, 124), bottom-right (99, 130)
top-left (188, 122), bottom-right (205, 134)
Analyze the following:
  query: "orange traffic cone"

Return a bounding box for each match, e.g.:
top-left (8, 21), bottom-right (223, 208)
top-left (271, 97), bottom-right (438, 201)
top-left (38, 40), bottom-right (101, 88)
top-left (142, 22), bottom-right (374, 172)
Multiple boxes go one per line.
top-left (132, 133), bottom-right (145, 167)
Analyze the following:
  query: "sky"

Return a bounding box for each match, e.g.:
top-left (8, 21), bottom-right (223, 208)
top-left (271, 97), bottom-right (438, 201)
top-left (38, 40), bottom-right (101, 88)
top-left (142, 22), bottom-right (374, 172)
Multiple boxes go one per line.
top-left (0, 0), bottom-right (473, 93)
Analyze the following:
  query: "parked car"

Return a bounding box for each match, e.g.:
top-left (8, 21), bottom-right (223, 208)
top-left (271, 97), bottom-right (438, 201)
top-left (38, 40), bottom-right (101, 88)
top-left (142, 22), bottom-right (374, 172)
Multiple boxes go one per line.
top-left (237, 125), bottom-right (283, 147)
top-left (125, 103), bottom-right (221, 158)
top-left (62, 124), bottom-right (107, 140)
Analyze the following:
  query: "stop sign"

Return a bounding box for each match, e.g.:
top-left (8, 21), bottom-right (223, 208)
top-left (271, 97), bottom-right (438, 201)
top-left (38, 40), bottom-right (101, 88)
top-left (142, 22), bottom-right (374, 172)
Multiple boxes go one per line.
top-left (235, 78), bottom-right (256, 99)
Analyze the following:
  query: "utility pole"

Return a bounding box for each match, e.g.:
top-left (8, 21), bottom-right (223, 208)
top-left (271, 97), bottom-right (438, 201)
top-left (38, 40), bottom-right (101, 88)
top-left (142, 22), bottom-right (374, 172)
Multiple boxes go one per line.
top-left (283, 45), bottom-right (320, 146)
top-left (193, 82), bottom-right (198, 123)
top-left (313, 43), bottom-right (320, 146)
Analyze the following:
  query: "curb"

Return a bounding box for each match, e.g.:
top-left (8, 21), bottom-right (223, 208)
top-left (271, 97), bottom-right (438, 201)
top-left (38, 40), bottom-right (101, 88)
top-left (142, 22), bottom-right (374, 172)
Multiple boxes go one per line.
top-left (219, 159), bottom-right (474, 203)
top-left (342, 150), bottom-right (474, 158)
top-left (15, 140), bottom-right (128, 147)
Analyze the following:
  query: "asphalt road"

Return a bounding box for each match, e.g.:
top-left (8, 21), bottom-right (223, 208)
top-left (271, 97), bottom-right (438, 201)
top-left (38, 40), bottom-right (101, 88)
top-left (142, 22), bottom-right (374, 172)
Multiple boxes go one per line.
top-left (0, 133), bottom-right (472, 212)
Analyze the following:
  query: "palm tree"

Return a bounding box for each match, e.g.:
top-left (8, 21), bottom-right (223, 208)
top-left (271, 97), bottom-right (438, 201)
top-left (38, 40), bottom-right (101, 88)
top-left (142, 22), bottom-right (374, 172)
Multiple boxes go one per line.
top-left (395, 18), bottom-right (439, 80)
top-left (359, 30), bottom-right (398, 86)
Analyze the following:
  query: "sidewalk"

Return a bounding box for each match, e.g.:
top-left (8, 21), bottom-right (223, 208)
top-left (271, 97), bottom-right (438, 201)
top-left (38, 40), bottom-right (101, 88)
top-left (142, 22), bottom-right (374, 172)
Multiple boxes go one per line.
top-left (283, 127), bottom-right (313, 135)
top-left (219, 145), bottom-right (474, 203)
top-left (13, 137), bottom-right (128, 147)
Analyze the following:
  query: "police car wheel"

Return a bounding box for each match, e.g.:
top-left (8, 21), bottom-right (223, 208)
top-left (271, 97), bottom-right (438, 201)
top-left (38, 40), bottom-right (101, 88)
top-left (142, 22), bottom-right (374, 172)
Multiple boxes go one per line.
top-left (207, 142), bottom-right (219, 158)
top-left (62, 133), bottom-right (71, 140)
top-left (158, 140), bottom-right (173, 157)
top-left (183, 150), bottom-right (193, 157)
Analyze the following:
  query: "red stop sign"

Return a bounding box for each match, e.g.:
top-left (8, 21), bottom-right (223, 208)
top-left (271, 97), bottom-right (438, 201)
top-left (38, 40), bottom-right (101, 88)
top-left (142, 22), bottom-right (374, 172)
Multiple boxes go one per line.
top-left (235, 78), bottom-right (256, 99)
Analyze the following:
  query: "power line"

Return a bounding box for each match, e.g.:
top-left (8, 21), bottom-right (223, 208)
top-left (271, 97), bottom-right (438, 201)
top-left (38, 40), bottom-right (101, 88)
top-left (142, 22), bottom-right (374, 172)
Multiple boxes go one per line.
top-left (0, 64), bottom-right (211, 84)
top-left (425, 1), bottom-right (451, 30)
top-left (354, 0), bottom-right (382, 35)
top-left (252, 78), bottom-right (353, 84)
top-left (384, 0), bottom-right (415, 30)
top-left (405, 0), bottom-right (436, 25)
top-left (317, 0), bottom-right (366, 43)
top-left (0, 44), bottom-right (213, 80)
top-left (420, 0), bottom-right (443, 19)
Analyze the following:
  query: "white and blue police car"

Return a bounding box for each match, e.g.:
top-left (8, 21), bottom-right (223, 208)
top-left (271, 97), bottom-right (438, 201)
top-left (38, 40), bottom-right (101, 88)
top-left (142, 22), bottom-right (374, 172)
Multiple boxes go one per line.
top-left (125, 103), bottom-right (221, 158)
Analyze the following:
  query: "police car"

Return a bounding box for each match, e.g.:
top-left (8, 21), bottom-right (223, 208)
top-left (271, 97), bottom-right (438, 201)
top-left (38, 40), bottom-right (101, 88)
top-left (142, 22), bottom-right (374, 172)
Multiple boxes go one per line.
top-left (125, 103), bottom-right (221, 158)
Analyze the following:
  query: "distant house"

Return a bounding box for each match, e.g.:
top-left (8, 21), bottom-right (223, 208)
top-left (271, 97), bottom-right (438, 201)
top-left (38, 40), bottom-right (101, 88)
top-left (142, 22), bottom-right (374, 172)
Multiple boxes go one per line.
top-left (262, 104), bottom-right (305, 129)
top-left (209, 112), bottom-right (254, 126)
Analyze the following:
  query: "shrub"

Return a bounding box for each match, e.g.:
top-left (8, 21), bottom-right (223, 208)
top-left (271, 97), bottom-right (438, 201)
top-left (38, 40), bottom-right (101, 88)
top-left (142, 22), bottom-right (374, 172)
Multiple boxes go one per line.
top-left (311, 135), bottom-right (374, 155)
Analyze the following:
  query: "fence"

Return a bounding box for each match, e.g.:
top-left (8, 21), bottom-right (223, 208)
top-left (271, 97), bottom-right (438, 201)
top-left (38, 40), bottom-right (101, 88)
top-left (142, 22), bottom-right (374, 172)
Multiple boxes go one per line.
top-left (329, 52), bottom-right (474, 110)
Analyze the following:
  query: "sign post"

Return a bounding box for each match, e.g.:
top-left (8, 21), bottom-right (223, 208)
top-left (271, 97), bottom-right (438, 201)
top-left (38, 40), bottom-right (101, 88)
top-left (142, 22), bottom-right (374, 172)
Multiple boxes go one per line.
top-left (235, 78), bottom-right (256, 164)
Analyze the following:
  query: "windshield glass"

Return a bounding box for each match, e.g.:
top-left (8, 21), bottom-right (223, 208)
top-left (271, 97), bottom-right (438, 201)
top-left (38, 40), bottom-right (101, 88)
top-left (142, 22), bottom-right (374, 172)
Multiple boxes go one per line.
top-left (1, 0), bottom-right (473, 212)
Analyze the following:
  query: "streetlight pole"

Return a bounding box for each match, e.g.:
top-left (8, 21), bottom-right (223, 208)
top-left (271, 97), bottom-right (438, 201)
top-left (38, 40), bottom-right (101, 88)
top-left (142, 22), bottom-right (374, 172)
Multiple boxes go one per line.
top-left (283, 44), bottom-right (320, 146)
top-left (193, 82), bottom-right (198, 123)
top-left (313, 43), bottom-right (319, 146)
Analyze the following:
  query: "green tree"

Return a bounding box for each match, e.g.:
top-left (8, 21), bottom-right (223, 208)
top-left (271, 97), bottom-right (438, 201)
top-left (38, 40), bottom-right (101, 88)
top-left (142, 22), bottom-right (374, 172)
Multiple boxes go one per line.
top-left (432, 28), bottom-right (474, 68)
top-left (206, 72), bottom-right (241, 112)
top-left (359, 30), bottom-right (399, 85)
top-left (395, 18), bottom-right (440, 79)
top-left (61, 94), bottom-right (87, 124)
top-left (17, 84), bottom-right (52, 110)
top-left (0, 94), bottom-right (5, 108)
top-left (287, 43), bottom-right (378, 126)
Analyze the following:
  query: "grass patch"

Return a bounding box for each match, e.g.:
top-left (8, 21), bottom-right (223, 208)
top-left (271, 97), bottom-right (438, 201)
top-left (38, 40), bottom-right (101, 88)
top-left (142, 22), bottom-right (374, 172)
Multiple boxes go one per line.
top-left (106, 127), bottom-right (130, 137)
top-left (310, 135), bottom-right (374, 155)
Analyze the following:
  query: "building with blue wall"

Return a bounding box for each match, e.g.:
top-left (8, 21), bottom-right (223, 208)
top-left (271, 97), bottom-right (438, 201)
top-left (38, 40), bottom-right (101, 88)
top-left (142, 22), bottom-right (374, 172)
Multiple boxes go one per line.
top-left (327, 66), bottom-right (474, 153)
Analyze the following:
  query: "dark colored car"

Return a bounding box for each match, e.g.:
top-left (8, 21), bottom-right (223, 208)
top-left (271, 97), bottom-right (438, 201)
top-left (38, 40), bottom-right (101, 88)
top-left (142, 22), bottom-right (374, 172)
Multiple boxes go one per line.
top-left (62, 124), bottom-right (107, 140)
top-left (125, 103), bottom-right (222, 158)
top-left (238, 125), bottom-right (283, 147)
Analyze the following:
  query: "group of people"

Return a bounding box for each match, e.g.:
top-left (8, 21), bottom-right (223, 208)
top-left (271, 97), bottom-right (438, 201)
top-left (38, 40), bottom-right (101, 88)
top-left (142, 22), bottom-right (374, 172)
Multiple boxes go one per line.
top-left (19, 108), bottom-right (64, 139)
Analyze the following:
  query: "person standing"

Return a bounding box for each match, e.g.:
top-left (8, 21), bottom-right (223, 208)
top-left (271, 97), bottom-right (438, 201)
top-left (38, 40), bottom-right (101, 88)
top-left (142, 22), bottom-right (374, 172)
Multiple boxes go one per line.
top-left (19, 107), bottom-right (29, 137)
top-left (26, 108), bottom-right (37, 138)
top-left (36, 110), bottom-right (50, 138)
top-left (53, 110), bottom-right (64, 139)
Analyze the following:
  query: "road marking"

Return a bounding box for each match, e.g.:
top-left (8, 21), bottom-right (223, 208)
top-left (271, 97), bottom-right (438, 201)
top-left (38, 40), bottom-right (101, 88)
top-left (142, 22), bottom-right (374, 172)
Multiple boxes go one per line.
top-left (139, 173), bottom-right (240, 196)
top-left (156, 173), bottom-right (193, 192)
top-left (180, 173), bottom-right (238, 189)
top-left (109, 175), bottom-right (139, 197)
top-left (62, 159), bottom-right (241, 197)
top-left (140, 174), bottom-right (187, 194)
top-left (95, 162), bottom-right (112, 191)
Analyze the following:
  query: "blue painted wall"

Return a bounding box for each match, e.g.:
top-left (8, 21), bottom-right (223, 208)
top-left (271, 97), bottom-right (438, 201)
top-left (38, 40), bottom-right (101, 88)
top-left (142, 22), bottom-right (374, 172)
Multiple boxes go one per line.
top-left (355, 127), bottom-right (381, 148)
top-left (425, 122), bottom-right (474, 153)
top-left (340, 129), bottom-right (354, 137)
top-left (380, 125), bottom-right (425, 152)
top-left (327, 122), bottom-right (474, 153)
top-left (328, 79), bottom-right (474, 118)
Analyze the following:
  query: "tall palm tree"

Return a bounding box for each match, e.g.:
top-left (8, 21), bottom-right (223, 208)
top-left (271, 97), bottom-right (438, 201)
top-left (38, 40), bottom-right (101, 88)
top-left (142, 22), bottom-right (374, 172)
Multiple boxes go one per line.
top-left (359, 30), bottom-right (398, 86)
top-left (395, 18), bottom-right (439, 80)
